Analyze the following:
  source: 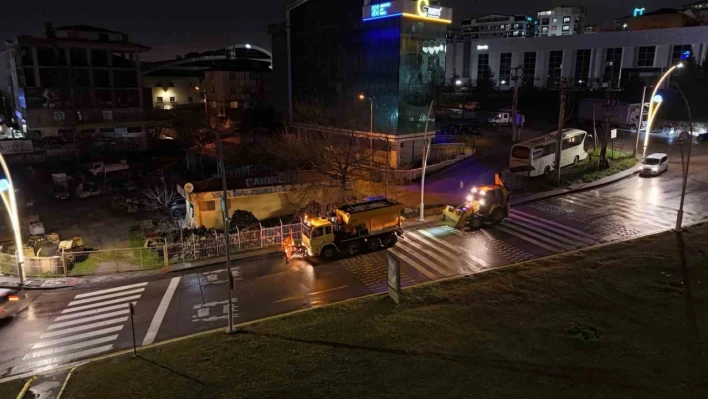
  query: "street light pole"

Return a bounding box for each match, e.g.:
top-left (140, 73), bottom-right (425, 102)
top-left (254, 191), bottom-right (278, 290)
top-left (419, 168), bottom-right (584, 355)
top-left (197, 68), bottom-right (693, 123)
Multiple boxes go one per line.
top-left (643, 63), bottom-right (683, 158)
top-left (213, 129), bottom-right (235, 334)
top-left (634, 86), bottom-right (647, 157)
top-left (0, 154), bottom-right (24, 284)
top-left (419, 99), bottom-right (436, 222)
top-left (673, 83), bottom-right (693, 231)
top-left (369, 97), bottom-right (374, 167)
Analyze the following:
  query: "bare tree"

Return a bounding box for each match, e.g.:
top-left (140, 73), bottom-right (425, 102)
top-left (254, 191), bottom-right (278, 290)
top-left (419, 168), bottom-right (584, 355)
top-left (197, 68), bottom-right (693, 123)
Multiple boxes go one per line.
top-left (268, 101), bottom-right (372, 203)
top-left (141, 178), bottom-right (177, 215)
top-left (173, 112), bottom-right (212, 177)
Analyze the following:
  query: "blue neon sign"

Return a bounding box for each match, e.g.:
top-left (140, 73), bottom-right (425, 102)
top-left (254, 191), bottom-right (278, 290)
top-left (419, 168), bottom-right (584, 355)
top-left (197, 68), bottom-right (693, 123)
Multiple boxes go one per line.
top-left (371, 2), bottom-right (392, 17)
top-left (681, 50), bottom-right (692, 60)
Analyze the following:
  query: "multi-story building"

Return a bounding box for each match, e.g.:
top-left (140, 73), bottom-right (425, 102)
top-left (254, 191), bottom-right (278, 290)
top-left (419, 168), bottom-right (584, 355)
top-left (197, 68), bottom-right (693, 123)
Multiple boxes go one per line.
top-left (461, 14), bottom-right (536, 40)
top-left (204, 61), bottom-right (271, 129)
top-left (142, 44), bottom-right (272, 113)
top-left (537, 7), bottom-right (586, 37)
top-left (446, 25), bottom-right (708, 89)
top-left (685, 1), bottom-right (708, 23)
top-left (279, 0), bottom-right (453, 168)
top-left (615, 8), bottom-right (700, 31)
top-left (5, 24), bottom-right (149, 140)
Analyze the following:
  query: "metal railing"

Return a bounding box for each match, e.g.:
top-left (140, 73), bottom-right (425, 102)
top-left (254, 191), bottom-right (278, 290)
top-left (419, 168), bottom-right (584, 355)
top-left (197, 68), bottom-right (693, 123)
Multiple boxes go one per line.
top-left (0, 221), bottom-right (304, 278)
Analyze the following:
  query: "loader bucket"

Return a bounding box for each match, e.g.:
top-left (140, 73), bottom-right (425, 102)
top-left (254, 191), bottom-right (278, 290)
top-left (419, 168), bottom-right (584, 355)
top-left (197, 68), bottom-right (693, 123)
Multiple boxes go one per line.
top-left (441, 205), bottom-right (465, 228)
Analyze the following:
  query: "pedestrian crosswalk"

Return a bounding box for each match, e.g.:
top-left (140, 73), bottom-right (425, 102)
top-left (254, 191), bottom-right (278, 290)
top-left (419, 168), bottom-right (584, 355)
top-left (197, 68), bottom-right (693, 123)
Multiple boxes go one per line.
top-left (12, 282), bottom-right (147, 374)
top-left (388, 228), bottom-right (490, 280)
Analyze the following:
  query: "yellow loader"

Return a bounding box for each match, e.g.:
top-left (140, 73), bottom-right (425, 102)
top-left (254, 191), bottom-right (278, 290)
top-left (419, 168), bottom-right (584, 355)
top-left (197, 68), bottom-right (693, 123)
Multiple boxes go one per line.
top-left (441, 173), bottom-right (510, 230)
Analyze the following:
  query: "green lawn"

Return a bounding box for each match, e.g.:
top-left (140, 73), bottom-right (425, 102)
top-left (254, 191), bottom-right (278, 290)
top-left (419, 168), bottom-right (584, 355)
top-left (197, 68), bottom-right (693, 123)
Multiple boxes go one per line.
top-left (558, 149), bottom-right (637, 186)
top-left (50, 224), bottom-right (708, 398)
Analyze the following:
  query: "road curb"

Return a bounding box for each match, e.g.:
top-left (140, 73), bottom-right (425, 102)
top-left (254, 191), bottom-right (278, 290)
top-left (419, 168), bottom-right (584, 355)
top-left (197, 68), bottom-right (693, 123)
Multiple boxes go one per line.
top-left (510, 162), bottom-right (640, 207)
top-left (2, 221), bottom-right (704, 386)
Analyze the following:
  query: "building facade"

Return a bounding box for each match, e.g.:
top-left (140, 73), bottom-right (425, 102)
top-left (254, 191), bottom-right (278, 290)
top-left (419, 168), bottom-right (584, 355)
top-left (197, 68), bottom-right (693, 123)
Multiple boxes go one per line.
top-left (537, 7), bottom-right (586, 37)
top-left (142, 44), bottom-right (272, 115)
top-left (284, 0), bottom-right (453, 168)
top-left (204, 63), bottom-right (271, 129)
top-left (461, 15), bottom-right (536, 40)
top-left (5, 24), bottom-right (149, 140)
top-left (446, 26), bottom-right (708, 89)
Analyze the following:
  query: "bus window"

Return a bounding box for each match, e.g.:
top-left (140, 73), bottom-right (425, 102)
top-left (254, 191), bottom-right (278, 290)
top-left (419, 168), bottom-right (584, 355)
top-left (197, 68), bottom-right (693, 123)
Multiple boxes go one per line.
top-left (532, 146), bottom-right (544, 159)
top-left (512, 146), bottom-right (531, 159)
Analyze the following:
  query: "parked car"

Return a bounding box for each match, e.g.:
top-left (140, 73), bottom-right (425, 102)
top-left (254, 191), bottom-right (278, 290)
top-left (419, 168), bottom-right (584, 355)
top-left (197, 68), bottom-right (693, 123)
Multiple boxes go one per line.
top-left (640, 153), bottom-right (669, 176)
top-left (169, 196), bottom-right (187, 217)
top-left (0, 288), bottom-right (25, 320)
top-left (697, 132), bottom-right (708, 141)
top-left (53, 185), bottom-right (70, 200)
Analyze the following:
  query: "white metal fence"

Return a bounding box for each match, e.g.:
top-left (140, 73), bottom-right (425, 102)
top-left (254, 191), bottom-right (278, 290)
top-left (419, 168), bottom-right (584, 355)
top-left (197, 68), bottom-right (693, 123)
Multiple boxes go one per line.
top-left (0, 222), bottom-right (303, 278)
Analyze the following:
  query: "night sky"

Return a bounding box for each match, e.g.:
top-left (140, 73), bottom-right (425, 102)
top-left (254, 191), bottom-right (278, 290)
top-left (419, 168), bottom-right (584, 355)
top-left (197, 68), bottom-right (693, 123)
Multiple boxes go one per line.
top-left (0, 0), bottom-right (692, 61)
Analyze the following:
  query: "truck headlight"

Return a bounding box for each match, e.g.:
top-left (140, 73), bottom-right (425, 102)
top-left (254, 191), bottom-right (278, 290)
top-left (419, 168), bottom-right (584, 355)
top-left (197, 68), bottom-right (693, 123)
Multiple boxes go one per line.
top-left (478, 199), bottom-right (486, 206)
top-left (465, 195), bottom-right (473, 202)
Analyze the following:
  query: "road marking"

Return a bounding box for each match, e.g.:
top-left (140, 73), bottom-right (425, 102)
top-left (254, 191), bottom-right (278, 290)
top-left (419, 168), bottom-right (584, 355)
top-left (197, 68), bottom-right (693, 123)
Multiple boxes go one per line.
top-left (15, 345), bottom-right (114, 373)
top-left (61, 295), bottom-right (142, 313)
top-left (403, 233), bottom-right (461, 267)
top-left (22, 335), bottom-right (119, 360)
top-left (68, 288), bottom-right (145, 306)
top-left (495, 225), bottom-right (565, 253)
top-left (72, 282), bottom-right (149, 299)
top-left (49, 310), bottom-right (130, 330)
top-left (396, 240), bottom-right (453, 276)
top-left (142, 276), bottom-right (181, 346)
top-left (273, 285), bottom-right (350, 303)
top-left (388, 247), bottom-right (437, 279)
top-left (31, 326), bottom-right (124, 349)
top-left (415, 230), bottom-right (490, 268)
top-left (54, 303), bottom-right (134, 321)
top-left (40, 317), bottom-right (129, 339)
top-left (511, 209), bottom-right (598, 240)
top-left (505, 217), bottom-right (586, 248)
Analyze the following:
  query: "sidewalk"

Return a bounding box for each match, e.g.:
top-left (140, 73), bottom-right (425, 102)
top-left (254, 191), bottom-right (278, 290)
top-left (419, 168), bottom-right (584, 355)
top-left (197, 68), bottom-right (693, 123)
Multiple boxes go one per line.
top-left (0, 162), bottom-right (639, 291)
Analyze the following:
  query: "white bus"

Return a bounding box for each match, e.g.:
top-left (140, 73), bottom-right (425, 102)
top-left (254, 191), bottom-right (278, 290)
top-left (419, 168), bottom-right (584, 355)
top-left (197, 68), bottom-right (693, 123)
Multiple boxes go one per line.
top-left (509, 128), bottom-right (589, 177)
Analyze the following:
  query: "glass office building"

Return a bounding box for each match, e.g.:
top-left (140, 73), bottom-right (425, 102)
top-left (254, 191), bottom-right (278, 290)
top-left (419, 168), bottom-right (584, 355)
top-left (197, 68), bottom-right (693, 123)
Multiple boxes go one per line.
top-left (287, 0), bottom-right (452, 137)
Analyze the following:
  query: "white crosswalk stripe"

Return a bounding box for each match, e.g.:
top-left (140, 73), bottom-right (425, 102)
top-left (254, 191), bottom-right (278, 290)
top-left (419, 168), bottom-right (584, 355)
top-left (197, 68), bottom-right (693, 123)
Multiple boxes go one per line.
top-left (561, 194), bottom-right (673, 229)
top-left (387, 227), bottom-right (492, 280)
top-left (14, 281), bottom-right (149, 374)
top-left (494, 211), bottom-right (601, 254)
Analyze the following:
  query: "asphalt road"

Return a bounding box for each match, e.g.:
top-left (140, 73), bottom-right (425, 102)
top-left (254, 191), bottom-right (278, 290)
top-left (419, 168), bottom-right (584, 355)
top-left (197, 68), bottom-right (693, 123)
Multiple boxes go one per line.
top-left (2, 134), bottom-right (708, 381)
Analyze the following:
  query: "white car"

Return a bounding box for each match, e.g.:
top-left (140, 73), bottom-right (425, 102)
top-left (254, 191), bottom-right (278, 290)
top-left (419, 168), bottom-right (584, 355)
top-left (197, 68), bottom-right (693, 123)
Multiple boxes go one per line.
top-left (640, 153), bottom-right (669, 176)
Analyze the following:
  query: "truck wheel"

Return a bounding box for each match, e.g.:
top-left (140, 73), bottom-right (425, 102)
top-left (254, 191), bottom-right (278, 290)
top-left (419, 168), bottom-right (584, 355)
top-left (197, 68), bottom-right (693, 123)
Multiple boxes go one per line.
top-left (491, 208), bottom-right (507, 224)
top-left (573, 155), bottom-right (580, 164)
top-left (367, 237), bottom-right (380, 252)
top-left (322, 246), bottom-right (336, 259)
top-left (383, 234), bottom-right (397, 248)
top-left (544, 165), bottom-right (551, 175)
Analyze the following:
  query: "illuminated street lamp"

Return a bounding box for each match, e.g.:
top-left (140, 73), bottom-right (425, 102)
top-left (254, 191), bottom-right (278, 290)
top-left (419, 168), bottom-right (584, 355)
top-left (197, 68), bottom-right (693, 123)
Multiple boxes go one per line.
top-left (419, 99), bottom-right (436, 222)
top-left (643, 63), bottom-right (684, 158)
top-left (0, 154), bottom-right (24, 284)
top-left (358, 94), bottom-right (374, 166)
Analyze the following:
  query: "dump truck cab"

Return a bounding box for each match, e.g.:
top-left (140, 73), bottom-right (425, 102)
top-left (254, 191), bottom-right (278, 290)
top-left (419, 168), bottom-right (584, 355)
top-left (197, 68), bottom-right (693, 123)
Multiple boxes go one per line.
top-left (442, 174), bottom-right (509, 230)
top-left (301, 216), bottom-right (336, 258)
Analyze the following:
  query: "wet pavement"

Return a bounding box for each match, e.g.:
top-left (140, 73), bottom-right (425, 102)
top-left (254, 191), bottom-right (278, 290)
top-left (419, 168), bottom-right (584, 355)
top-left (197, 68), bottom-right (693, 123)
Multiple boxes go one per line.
top-left (1, 133), bottom-right (708, 390)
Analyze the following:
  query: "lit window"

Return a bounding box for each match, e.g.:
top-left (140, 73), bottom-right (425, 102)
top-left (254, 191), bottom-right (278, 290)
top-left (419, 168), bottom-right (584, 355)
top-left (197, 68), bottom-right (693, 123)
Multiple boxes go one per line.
top-left (562, 25), bottom-right (570, 31)
top-left (542, 26), bottom-right (549, 32)
top-left (563, 17), bottom-right (571, 23)
top-left (552, 17), bottom-right (558, 23)
top-left (230, 101), bottom-right (239, 109)
top-left (102, 111), bottom-right (113, 121)
top-left (551, 26), bottom-right (558, 30)
top-left (53, 112), bottom-right (65, 121)
top-left (170, 97), bottom-right (176, 103)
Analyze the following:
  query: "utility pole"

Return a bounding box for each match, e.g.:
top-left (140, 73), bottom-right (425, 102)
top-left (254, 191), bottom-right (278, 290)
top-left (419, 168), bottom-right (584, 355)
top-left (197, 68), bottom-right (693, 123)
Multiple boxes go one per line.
top-left (554, 79), bottom-right (566, 184)
top-left (214, 129), bottom-right (235, 334)
top-left (510, 65), bottom-right (523, 142)
top-left (634, 86), bottom-right (647, 157)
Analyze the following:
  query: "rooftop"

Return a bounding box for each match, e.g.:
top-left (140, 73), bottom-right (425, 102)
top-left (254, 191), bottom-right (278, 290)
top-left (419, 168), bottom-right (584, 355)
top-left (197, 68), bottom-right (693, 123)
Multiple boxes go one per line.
top-left (55, 25), bottom-right (122, 34)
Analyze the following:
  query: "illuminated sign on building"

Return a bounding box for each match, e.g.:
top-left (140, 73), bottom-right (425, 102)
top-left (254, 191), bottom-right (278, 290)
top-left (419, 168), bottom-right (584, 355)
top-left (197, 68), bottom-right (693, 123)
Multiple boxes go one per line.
top-left (417, 0), bottom-right (442, 18)
top-left (633, 7), bottom-right (645, 17)
top-left (422, 43), bottom-right (445, 54)
top-left (476, 44), bottom-right (489, 50)
top-left (371, 2), bottom-right (392, 17)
